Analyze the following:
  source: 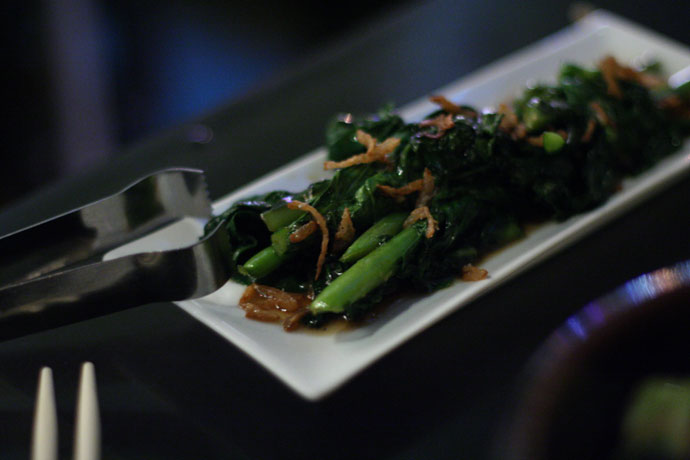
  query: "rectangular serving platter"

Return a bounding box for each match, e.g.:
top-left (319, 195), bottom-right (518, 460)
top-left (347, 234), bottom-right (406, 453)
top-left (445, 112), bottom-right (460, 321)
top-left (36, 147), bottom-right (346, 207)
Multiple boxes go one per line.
top-left (168, 11), bottom-right (690, 400)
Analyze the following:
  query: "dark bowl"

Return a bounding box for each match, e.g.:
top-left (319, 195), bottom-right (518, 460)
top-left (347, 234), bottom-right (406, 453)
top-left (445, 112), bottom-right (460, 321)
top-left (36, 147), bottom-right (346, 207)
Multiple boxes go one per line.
top-left (499, 261), bottom-right (690, 460)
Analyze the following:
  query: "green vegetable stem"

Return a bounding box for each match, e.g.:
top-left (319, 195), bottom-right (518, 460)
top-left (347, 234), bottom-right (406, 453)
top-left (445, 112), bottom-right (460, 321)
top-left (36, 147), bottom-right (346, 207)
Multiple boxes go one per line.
top-left (310, 223), bottom-right (425, 314)
top-left (340, 212), bottom-right (408, 264)
top-left (261, 205), bottom-right (305, 232)
top-left (271, 226), bottom-right (294, 255)
top-left (240, 246), bottom-right (289, 279)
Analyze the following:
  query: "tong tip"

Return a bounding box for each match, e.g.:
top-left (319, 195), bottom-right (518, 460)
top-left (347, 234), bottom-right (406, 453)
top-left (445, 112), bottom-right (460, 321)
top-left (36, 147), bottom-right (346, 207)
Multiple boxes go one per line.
top-left (31, 367), bottom-right (58, 460)
top-left (74, 362), bottom-right (100, 460)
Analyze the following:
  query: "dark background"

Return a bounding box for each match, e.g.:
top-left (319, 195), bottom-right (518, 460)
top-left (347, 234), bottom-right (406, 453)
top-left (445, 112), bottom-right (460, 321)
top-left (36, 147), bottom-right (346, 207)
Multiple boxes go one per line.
top-left (3, 0), bottom-right (404, 210)
top-left (1, 1), bottom-right (689, 459)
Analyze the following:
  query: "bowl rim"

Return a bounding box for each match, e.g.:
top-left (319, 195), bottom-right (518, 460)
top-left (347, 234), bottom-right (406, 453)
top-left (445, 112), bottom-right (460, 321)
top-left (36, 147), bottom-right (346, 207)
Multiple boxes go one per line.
top-left (499, 260), bottom-right (690, 460)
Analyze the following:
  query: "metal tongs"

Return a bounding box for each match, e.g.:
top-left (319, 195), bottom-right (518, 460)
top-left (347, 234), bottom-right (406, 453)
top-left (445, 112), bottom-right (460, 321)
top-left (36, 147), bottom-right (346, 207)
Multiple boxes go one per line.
top-left (0, 168), bottom-right (231, 340)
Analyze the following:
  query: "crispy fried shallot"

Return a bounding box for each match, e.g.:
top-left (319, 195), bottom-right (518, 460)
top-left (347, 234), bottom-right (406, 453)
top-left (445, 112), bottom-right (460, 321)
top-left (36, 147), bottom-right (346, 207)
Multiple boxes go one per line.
top-left (419, 113), bottom-right (455, 138)
top-left (286, 200), bottom-right (329, 280)
top-left (333, 207), bottom-right (356, 253)
top-left (526, 135), bottom-right (544, 147)
top-left (252, 284), bottom-right (300, 311)
top-left (377, 179), bottom-right (423, 201)
top-left (429, 95), bottom-right (477, 118)
top-left (497, 104), bottom-right (528, 140)
top-left (498, 104), bottom-right (519, 130)
top-left (660, 95), bottom-right (690, 119)
top-left (600, 56), bottom-right (624, 99)
top-left (598, 55), bottom-right (665, 99)
top-left (590, 101), bottom-right (612, 127)
top-left (634, 71), bottom-right (665, 89)
top-left (513, 123), bottom-right (528, 140)
top-left (245, 308), bottom-right (282, 322)
top-left (403, 206), bottom-right (438, 239)
top-left (324, 129), bottom-right (400, 170)
top-left (289, 220), bottom-right (318, 243)
top-left (239, 283), bottom-right (313, 331)
top-left (416, 168), bottom-right (435, 208)
top-left (581, 118), bottom-right (597, 142)
top-left (377, 168), bottom-right (435, 207)
top-left (282, 308), bottom-right (310, 332)
top-left (461, 264), bottom-right (488, 281)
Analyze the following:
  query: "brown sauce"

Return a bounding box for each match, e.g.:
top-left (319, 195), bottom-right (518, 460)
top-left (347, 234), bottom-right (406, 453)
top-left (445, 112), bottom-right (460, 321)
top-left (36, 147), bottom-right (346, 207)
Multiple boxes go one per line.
top-left (299, 289), bottom-right (421, 335)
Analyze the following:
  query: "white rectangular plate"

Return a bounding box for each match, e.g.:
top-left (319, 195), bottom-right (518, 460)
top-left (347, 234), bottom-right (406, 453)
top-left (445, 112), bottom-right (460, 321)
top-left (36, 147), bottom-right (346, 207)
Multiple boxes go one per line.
top-left (173, 11), bottom-right (690, 400)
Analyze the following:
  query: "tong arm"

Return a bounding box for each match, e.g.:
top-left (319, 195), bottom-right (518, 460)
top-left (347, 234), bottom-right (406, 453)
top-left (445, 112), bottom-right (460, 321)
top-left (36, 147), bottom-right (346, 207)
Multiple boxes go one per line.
top-left (0, 222), bottom-right (231, 340)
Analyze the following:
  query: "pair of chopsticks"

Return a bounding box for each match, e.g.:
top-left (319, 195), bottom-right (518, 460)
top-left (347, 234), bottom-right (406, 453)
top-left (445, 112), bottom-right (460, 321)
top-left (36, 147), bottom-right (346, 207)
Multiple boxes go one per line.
top-left (31, 362), bottom-right (100, 460)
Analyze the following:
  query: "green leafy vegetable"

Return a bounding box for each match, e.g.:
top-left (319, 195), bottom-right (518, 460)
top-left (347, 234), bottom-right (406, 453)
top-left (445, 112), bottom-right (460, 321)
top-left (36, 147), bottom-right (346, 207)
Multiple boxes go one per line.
top-left (208, 57), bottom-right (690, 329)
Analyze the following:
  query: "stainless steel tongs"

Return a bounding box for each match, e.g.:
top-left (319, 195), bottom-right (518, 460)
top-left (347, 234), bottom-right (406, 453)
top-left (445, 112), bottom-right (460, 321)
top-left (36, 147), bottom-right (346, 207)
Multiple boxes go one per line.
top-left (0, 168), bottom-right (231, 340)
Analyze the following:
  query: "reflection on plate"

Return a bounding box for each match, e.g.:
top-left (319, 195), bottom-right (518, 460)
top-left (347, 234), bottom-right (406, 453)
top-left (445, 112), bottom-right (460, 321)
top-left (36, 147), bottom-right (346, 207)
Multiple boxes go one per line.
top-left (174, 10), bottom-right (690, 400)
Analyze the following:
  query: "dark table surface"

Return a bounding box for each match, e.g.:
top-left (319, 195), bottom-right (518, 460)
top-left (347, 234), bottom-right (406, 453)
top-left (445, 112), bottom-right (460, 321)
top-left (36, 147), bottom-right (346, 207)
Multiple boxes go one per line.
top-left (1, 1), bottom-right (689, 459)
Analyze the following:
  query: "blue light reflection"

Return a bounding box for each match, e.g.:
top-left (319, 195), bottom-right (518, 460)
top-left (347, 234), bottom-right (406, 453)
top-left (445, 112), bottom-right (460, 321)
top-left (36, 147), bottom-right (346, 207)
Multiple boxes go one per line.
top-left (153, 18), bottom-right (290, 128)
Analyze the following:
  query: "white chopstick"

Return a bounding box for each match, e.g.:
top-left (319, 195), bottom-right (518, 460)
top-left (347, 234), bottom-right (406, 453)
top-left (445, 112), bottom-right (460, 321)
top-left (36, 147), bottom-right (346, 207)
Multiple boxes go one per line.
top-left (31, 367), bottom-right (58, 460)
top-left (73, 362), bottom-right (100, 460)
top-left (30, 363), bottom-right (101, 460)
